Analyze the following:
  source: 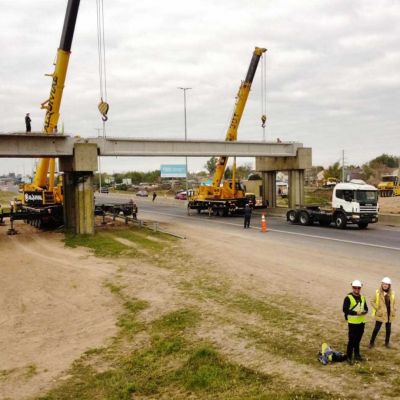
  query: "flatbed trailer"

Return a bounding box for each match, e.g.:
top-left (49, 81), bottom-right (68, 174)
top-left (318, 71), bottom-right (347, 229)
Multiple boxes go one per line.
top-left (95, 201), bottom-right (138, 219)
top-left (188, 197), bottom-right (252, 216)
top-left (0, 201), bottom-right (138, 233)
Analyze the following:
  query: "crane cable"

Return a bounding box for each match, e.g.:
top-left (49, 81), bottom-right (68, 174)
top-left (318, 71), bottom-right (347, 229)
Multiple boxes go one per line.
top-left (96, 0), bottom-right (109, 125)
top-left (260, 53), bottom-right (267, 141)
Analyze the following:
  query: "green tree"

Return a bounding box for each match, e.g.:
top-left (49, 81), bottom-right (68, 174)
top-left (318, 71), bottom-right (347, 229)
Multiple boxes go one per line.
top-left (204, 157), bottom-right (218, 175)
top-left (236, 163), bottom-right (253, 179)
top-left (324, 162), bottom-right (341, 180)
top-left (369, 154), bottom-right (399, 169)
top-left (361, 164), bottom-right (374, 181)
top-left (224, 167), bottom-right (232, 179)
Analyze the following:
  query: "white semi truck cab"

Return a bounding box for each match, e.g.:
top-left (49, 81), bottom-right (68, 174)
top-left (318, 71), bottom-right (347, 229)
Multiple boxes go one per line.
top-left (287, 180), bottom-right (379, 229)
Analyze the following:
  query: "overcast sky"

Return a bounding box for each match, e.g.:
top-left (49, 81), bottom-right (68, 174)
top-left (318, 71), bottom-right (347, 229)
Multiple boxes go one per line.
top-left (1, 0), bottom-right (399, 175)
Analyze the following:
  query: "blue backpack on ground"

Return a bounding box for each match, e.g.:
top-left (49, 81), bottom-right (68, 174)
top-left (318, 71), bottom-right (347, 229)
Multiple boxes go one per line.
top-left (318, 343), bottom-right (347, 365)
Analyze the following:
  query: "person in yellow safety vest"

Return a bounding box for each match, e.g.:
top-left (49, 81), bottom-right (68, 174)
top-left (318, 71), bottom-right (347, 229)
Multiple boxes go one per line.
top-left (342, 280), bottom-right (368, 364)
top-left (369, 277), bottom-right (396, 348)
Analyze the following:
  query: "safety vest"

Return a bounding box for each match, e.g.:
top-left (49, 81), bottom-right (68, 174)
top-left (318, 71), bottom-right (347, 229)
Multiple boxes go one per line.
top-left (372, 289), bottom-right (395, 316)
top-left (347, 294), bottom-right (366, 324)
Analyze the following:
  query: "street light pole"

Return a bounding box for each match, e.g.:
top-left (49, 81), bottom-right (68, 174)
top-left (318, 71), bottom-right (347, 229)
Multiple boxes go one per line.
top-left (178, 87), bottom-right (191, 205)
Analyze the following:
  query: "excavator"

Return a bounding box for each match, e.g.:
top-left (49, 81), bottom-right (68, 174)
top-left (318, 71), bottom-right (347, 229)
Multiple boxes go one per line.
top-left (188, 47), bottom-right (267, 216)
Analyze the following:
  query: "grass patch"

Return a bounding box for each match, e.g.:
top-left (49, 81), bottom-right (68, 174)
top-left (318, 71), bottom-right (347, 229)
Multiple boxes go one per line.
top-left (65, 232), bottom-right (129, 257)
top-left (25, 364), bottom-right (38, 378)
top-left (64, 226), bottom-right (178, 269)
top-left (0, 191), bottom-right (16, 205)
top-left (152, 308), bottom-right (200, 333)
top-left (305, 187), bottom-right (332, 206)
top-left (0, 368), bottom-right (17, 380)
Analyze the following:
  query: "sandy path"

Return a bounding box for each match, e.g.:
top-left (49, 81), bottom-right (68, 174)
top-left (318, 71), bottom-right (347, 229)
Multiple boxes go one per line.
top-left (0, 225), bottom-right (119, 400)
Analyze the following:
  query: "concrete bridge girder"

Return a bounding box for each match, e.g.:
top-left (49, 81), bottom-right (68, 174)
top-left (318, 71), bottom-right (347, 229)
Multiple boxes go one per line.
top-left (0, 133), bottom-right (302, 158)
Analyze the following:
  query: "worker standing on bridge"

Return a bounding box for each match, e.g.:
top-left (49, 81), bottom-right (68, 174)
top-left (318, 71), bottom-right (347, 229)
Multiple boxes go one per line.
top-left (369, 277), bottom-right (396, 348)
top-left (244, 203), bottom-right (252, 229)
top-left (25, 113), bottom-right (31, 132)
top-left (343, 280), bottom-right (368, 364)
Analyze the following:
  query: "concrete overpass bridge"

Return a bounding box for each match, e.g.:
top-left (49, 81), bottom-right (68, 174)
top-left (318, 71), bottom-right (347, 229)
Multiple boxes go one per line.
top-left (0, 133), bottom-right (302, 157)
top-left (0, 133), bottom-right (311, 233)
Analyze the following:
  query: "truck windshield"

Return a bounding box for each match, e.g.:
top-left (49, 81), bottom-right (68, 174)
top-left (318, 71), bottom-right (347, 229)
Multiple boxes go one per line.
top-left (355, 191), bottom-right (378, 203)
top-left (382, 176), bottom-right (396, 182)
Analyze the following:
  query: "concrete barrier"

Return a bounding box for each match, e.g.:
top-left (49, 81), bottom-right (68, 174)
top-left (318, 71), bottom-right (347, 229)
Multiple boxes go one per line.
top-left (378, 213), bottom-right (400, 227)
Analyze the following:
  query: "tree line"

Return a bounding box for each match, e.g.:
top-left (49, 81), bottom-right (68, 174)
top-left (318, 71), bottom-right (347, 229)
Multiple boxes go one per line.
top-left (323, 154), bottom-right (399, 182)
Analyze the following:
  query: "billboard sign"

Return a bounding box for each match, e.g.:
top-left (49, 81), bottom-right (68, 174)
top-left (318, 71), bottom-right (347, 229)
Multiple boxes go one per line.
top-left (160, 164), bottom-right (186, 178)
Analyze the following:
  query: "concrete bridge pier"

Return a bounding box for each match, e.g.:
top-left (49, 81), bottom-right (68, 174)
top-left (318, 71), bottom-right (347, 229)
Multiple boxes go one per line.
top-left (262, 171), bottom-right (277, 208)
top-left (59, 143), bottom-right (98, 234)
top-left (256, 147), bottom-right (312, 209)
top-left (288, 170), bottom-right (305, 208)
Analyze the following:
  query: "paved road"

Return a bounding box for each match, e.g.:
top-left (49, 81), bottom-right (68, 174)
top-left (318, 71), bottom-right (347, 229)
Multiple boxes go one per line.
top-left (96, 193), bottom-right (400, 264)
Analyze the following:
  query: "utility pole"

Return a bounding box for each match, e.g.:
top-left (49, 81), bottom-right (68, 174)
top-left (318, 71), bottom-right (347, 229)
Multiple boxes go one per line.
top-left (178, 87), bottom-right (191, 206)
top-left (342, 149), bottom-right (345, 182)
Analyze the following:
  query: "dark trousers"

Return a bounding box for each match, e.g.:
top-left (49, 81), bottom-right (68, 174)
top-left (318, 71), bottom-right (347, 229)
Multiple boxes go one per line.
top-left (26, 124), bottom-right (31, 132)
top-left (244, 215), bottom-right (251, 228)
top-left (370, 321), bottom-right (391, 345)
top-left (347, 323), bottom-right (365, 359)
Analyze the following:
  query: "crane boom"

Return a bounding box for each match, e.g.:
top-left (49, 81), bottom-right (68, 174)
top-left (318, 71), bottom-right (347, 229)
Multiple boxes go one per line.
top-left (32, 0), bottom-right (81, 189)
top-left (212, 47), bottom-right (266, 188)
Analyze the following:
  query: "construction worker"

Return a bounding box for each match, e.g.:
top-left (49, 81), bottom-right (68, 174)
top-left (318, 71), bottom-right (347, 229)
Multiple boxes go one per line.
top-left (343, 280), bottom-right (368, 364)
top-left (25, 113), bottom-right (31, 132)
top-left (243, 203), bottom-right (252, 228)
top-left (369, 277), bottom-right (396, 348)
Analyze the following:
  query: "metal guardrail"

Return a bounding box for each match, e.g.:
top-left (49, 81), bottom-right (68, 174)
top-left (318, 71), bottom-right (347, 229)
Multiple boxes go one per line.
top-left (102, 212), bottom-right (186, 239)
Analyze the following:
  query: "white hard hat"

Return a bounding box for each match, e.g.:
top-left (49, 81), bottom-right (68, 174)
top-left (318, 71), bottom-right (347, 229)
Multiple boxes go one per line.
top-left (382, 277), bottom-right (392, 285)
top-left (351, 280), bottom-right (363, 287)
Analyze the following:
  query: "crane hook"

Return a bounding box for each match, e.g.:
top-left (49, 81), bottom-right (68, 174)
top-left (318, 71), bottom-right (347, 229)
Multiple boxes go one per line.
top-left (98, 100), bottom-right (109, 122)
top-left (261, 114), bottom-right (267, 128)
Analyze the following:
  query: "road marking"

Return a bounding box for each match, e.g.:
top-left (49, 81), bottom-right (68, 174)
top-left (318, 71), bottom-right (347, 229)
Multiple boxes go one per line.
top-left (141, 209), bottom-right (400, 252)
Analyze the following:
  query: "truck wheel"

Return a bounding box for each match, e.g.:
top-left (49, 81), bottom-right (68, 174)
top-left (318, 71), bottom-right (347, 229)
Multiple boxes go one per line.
top-left (358, 222), bottom-right (368, 229)
top-left (334, 213), bottom-right (347, 229)
top-left (287, 210), bottom-right (298, 223)
top-left (299, 211), bottom-right (310, 226)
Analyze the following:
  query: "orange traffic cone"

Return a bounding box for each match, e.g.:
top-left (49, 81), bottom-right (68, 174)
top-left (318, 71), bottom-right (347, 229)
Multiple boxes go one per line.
top-left (261, 213), bottom-right (267, 232)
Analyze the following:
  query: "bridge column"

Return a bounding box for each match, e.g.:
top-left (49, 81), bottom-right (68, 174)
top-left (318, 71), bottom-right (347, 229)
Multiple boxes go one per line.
top-left (262, 171), bottom-right (277, 208)
top-left (59, 143), bottom-right (98, 234)
top-left (288, 170), bottom-right (305, 208)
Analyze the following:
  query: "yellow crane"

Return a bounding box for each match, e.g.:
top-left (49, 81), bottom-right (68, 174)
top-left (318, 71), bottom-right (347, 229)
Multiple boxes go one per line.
top-left (188, 47), bottom-right (267, 216)
top-left (21, 0), bottom-right (81, 216)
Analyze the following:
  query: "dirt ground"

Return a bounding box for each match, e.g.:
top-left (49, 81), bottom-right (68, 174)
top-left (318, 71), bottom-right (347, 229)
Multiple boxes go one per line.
top-left (0, 217), bottom-right (399, 399)
top-left (379, 196), bottom-right (400, 214)
top-left (0, 224), bottom-right (119, 399)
